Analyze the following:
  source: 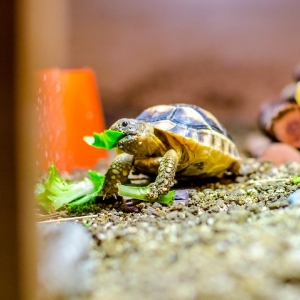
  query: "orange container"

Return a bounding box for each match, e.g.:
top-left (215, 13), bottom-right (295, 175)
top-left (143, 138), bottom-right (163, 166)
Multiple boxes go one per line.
top-left (36, 68), bottom-right (108, 172)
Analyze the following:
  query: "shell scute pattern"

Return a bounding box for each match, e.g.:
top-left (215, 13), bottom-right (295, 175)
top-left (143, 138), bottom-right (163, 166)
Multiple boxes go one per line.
top-left (136, 103), bottom-right (239, 177)
top-left (137, 103), bottom-right (231, 140)
top-left (137, 104), bottom-right (176, 121)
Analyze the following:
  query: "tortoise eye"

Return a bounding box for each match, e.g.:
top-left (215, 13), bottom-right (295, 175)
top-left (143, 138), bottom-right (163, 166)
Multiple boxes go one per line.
top-left (121, 121), bottom-right (128, 127)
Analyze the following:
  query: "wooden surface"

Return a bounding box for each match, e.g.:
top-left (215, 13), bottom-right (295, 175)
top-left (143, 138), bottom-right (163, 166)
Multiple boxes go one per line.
top-left (0, 0), bottom-right (19, 299)
top-left (15, 1), bottom-right (72, 299)
top-left (0, 1), bottom-right (71, 299)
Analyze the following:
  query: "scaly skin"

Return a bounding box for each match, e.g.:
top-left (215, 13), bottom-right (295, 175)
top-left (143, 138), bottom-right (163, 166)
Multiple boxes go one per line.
top-left (101, 153), bottom-right (134, 198)
top-left (102, 118), bottom-right (180, 200)
top-left (146, 149), bottom-right (179, 199)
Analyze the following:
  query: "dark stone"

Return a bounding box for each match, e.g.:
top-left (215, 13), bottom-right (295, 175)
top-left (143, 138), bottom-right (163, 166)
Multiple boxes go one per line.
top-left (123, 197), bottom-right (142, 213)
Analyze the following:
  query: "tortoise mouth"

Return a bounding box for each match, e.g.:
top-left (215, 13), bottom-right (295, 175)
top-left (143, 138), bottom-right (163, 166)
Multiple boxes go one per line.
top-left (118, 131), bottom-right (138, 141)
top-left (117, 134), bottom-right (144, 156)
top-left (117, 133), bottom-right (138, 145)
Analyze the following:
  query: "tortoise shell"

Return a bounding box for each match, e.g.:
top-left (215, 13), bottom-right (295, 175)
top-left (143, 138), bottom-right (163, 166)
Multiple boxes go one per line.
top-left (136, 103), bottom-right (240, 177)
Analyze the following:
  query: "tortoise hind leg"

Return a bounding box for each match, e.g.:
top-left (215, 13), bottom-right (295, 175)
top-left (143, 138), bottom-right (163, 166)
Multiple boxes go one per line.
top-left (229, 161), bottom-right (240, 175)
top-left (147, 149), bottom-right (179, 199)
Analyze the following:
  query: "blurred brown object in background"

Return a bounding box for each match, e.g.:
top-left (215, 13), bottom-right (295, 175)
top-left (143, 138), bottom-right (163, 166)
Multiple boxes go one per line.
top-left (249, 63), bottom-right (300, 165)
top-left (293, 64), bottom-right (300, 82)
top-left (258, 99), bottom-right (300, 148)
top-left (245, 132), bottom-right (271, 158)
top-left (259, 143), bottom-right (300, 166)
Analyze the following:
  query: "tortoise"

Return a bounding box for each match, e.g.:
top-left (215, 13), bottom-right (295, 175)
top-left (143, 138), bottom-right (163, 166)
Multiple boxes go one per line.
top-left (101, 103), bottom-right (240, 199)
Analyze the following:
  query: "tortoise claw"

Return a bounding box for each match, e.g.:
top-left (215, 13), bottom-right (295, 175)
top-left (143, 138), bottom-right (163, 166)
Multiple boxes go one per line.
top-left (146, 183), bottom-right (159, 200)
top-left (102, 193), bottom-right (118, 200)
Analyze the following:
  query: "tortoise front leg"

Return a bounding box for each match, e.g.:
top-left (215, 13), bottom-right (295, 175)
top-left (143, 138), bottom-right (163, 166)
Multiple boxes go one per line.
top-left (102, 153), bottom-right (134, 198)
top-left (147, 149), bottom-right (179, 199)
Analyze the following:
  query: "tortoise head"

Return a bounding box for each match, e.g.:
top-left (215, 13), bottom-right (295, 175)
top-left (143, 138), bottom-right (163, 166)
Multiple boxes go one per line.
top-left (109, 118), bottom-right (164, 157)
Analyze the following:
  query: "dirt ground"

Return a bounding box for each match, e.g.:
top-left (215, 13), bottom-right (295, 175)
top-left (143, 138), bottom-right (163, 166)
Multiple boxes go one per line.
top-left (38, 158), bottom-right (300, 300)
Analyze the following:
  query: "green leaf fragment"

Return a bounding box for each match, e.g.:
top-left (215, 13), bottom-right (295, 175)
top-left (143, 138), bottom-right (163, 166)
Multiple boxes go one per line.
top-left (118, 184), bottom-right (175, 205)
top-left (88, 170), bottom-right (105, 189)
top-left (83, 130), bottom-right (125, 150)
top-left (35, 164), bottom-right (105, 213)
top-left (36, 162), bottom-right (176, 214)
top-left (292, 176), bottom-right (300, 184)
top-left (67, 170), bottom-right (106, 208)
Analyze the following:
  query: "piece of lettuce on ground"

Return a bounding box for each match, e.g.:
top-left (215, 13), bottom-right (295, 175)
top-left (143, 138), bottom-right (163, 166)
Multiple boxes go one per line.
top-left (36, 164), bottom-right (104, 213)
top-left (118, 184), bottom-right (175, 205)
top-left (292, 176), bottom-right (300, 183)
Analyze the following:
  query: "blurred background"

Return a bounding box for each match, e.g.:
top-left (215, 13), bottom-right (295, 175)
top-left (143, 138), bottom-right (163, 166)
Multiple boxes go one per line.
top-left (2, 1), bottom-right (300, 299)
top-left (67, 0), bottom-right (300, 127)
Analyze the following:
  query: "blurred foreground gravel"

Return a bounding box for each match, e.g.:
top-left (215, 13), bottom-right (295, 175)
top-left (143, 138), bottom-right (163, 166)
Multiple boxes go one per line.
top-left (41, 159), bottom-right (300, 300)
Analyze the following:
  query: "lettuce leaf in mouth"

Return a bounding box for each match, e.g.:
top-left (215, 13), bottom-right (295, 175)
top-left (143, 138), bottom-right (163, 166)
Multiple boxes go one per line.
top-left (84, 130), bottom-right (125, 150)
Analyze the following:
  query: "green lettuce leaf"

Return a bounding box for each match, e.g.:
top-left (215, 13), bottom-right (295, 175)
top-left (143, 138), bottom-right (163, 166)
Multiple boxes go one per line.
top-left (35, 164), bottom-right (105, 213)
top-left (292, 176), bottom-right (300, 184)
top-left (118, 184), bottom-right (175, 205)
top-left (83, 130), bottom-right (125, 150)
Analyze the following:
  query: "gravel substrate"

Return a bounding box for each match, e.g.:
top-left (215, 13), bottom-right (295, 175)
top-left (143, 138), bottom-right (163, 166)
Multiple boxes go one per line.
top-left (43, 158), bottom-right (300, 300)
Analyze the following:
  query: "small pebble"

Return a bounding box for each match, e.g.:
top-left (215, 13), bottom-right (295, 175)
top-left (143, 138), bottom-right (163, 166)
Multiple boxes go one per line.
top-left (267, 199), bottom-right (288, 209)
top-left (288, 189), bottom-right (300, 205)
